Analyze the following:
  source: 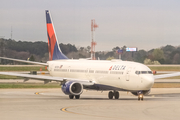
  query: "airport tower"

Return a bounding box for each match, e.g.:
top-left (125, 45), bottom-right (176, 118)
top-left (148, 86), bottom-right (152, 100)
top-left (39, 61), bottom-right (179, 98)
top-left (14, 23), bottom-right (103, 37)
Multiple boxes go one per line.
top-left (91, 19), bottom-right (98, 60)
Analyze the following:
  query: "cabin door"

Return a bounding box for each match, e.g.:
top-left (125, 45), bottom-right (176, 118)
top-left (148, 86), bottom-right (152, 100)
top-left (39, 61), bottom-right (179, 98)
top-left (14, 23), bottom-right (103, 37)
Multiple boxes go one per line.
top-left (85, 68), bottom-right (90, 79)
top-left (126, 67), bottom-right (132, 81)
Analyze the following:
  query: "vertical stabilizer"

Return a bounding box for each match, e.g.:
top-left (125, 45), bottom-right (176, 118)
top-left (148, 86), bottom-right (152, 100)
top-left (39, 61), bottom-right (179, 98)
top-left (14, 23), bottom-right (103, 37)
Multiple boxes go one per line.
top-left (46, 10), bottom-right (68, 60)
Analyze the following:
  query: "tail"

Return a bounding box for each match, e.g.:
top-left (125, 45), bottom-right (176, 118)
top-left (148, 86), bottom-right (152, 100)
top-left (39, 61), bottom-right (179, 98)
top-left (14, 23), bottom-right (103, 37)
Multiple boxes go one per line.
top-left (45, 10), bottom-right (68, 60)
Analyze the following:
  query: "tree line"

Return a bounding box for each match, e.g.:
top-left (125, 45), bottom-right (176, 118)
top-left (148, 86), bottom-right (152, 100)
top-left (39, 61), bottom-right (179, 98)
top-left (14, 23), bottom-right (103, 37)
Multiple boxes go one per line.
top-left (0, 38), bottom-right (180, 64)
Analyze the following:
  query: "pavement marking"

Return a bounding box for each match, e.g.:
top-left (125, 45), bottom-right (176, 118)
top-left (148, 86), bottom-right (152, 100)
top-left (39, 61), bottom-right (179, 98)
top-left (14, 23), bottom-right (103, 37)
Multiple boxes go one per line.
top-left (61, 106), bottom-right (83, 115)
top-left (35, 92), bottom-right (39, 95)
top-left (34, 91), bottom-right (47, 95)
top-left (60, 105), bottom-right (116, 118)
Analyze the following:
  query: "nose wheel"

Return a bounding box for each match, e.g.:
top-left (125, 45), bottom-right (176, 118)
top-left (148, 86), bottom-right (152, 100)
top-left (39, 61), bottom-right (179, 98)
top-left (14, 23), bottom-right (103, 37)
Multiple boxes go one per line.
top-left (138, 94), bottom-right (143, 101)
top-left (108, 91), bottom-right (119, 99)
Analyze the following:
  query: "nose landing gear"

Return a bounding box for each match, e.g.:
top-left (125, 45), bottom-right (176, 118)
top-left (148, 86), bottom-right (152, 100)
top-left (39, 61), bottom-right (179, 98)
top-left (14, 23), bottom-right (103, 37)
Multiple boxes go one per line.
top-left (108, 91), bottom-right (119, 99)
top-left (138, 94), bottom-right (143, 101)
top-left (137, 91), bottom-right (144, 101)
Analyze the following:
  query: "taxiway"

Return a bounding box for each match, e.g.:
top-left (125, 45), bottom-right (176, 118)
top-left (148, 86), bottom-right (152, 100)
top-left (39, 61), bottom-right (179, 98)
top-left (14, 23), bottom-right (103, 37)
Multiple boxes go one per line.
top-left (0, 88), bottom-right (180, 120)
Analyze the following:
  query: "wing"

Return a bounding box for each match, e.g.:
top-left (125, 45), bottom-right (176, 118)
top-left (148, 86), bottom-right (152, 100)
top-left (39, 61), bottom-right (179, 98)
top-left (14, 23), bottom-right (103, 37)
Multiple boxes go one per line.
top-left (0, 72), bottom-right (94, 86)
top-left (0, 57), bottom-right (48, 66)
top-left (154, 72), bottom-right (180, 79)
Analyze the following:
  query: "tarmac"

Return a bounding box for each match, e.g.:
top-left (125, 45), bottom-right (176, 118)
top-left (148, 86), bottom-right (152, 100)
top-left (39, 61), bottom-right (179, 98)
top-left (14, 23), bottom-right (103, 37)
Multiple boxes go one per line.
top-left (0, 88), bottom-right (180, 120)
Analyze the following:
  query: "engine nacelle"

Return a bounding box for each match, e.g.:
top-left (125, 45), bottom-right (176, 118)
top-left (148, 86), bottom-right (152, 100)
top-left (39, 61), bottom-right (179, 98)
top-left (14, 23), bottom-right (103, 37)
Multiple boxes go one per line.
top-left (131, 89), bottom-right (151, 96)
top-left (61, 81), bottom-right (83, 95)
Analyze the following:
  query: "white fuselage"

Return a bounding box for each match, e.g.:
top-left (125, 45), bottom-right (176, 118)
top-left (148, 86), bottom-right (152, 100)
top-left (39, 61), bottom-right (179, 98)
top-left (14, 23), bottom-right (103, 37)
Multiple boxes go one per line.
top-left (47, 59), bottom-right (154, 91)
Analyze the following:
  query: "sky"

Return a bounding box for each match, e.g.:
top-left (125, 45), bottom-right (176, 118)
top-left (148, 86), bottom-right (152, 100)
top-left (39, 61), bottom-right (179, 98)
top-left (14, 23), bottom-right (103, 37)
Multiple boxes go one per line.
top-left (1, 0), bottom-right (180, 51)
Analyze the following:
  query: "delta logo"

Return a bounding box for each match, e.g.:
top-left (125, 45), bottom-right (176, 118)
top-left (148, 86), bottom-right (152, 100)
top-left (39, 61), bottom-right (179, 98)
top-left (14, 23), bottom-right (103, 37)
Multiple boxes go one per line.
top-left (109, 66), bottom-right (113, 70)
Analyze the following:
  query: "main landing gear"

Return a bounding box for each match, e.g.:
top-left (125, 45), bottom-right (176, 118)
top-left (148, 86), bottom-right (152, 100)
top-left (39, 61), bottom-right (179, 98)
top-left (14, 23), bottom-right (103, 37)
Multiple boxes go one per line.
top-left (69, 95), bottom-right (80, 99)
top-left (108, 91), bottom-right (119, 99)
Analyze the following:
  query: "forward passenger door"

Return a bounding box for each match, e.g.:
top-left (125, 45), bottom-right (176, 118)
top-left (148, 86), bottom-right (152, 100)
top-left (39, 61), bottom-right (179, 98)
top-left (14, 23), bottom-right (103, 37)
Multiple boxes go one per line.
top-left (126, 67), bottom-right (132, 81)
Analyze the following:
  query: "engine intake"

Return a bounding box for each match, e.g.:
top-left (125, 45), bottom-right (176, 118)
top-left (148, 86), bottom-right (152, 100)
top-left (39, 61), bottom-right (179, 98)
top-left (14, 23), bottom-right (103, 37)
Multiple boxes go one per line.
top-left (61, 81), bottom-right (83, 95)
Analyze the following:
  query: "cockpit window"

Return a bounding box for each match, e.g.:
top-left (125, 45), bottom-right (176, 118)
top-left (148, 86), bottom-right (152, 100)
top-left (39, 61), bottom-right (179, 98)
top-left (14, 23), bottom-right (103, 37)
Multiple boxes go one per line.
top-left (141, 71), bottom-right (147, 74)
top-left (135, 71), bottom-right (140, 75)
top-left (135, 71), bottom-right (153, 74)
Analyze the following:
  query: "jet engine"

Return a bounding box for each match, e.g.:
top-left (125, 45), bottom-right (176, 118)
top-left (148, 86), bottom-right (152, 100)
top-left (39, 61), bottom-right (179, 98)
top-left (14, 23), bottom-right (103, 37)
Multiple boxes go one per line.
top-left (61, 81), bottom-right (83, 95)
top-left (131, 89), bottom-right (151, 96)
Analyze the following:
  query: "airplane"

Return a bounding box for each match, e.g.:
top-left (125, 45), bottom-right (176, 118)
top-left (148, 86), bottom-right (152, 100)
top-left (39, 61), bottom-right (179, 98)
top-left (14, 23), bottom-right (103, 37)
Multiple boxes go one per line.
top-left (1, 10), bottom-right (180, 101)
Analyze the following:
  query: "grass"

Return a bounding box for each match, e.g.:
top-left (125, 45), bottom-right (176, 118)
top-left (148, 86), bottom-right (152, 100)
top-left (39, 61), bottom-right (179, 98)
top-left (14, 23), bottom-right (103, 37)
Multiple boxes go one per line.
top-left (0, 65), bottom-right (47, 79)
top-left (149, 66), bottom-right (180, 71)
top-left (0, 75), bottom-right (22, 79)
top-left (0, 83), bottom-right (61, 88)
top-left (153, 83), bottom-right (180, 88)
top-left (0, 66), bottom-right (47, 71)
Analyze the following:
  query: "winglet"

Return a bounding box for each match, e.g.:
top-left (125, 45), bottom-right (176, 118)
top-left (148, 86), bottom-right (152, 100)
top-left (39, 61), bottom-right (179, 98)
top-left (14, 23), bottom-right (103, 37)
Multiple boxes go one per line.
top-left (45, 10), bottom-right (68, 60)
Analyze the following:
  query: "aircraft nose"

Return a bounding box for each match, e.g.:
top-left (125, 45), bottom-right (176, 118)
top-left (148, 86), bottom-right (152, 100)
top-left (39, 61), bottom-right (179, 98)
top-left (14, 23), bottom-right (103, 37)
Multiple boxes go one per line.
top-left (143, 75), bottom-right (154, 89)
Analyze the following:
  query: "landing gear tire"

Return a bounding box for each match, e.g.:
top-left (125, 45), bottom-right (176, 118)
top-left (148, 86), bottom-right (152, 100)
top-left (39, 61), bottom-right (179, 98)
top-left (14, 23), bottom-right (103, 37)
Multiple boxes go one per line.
top-left (138, 94), bottom-right (143, 101)
top-left (114, 91), bottom-right (119, 99)
top-left (108, 91), bottom-right (114, 99)
top-left (69, 95), bottom-right (74, 99)
top-left (75, 95), bottom-right (80, 99)
top-left (108, 91), bottom-right (119, 99)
